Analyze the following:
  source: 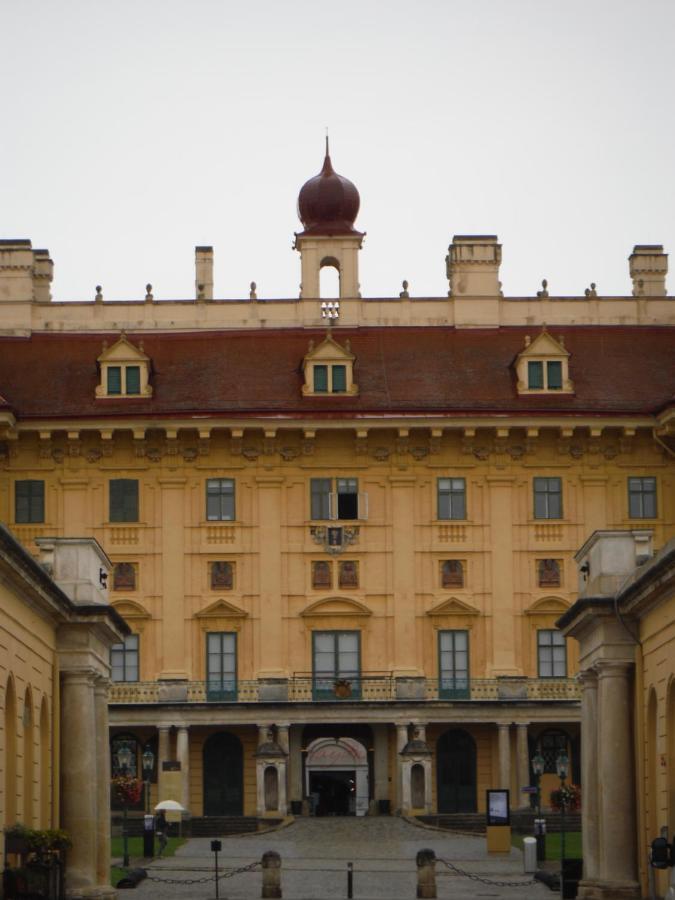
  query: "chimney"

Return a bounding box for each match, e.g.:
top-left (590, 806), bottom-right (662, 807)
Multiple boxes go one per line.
top-left (35, 537), bottom-right (112, 606)
top-left (195, 245), bottom-right (214, 300)
top-left (574, 529), bottom-right (653, 598)
top-left (0, 240), bottom-right (53, 303)
top-left (629, 244), bottom-right (668, 297)
top-left (446, 235), bottom-right (502, 297)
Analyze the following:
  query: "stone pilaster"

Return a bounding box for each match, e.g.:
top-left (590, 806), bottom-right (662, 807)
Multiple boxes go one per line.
top-left (497, 724), bottom-right (511, 790)
top-left (373, 724), bottom-right (389, 804)
top-left (390, 476), bottom-right (418, 676)
top-left (157, 725), bottom-right (171, 800)
top-left (516, 724), bottom-right (530, 807)
top-left (256, 478), bottom-right (285, 677)
top-left (288, 725), bottom-right (303, 806)
top-left (579, 669), bottom-right (600, 884)
top-left (395, 723), bottom-right (409, 812)
top-left (60, 670), bottom-right (98, 894)
top-left (94, 677), bottom-right (113, 890)
top-left (176, 726), bottom-right (190, 812)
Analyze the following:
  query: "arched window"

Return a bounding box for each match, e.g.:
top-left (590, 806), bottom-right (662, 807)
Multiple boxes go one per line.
top-left (319, 259), bottom-right (340, 298)
top-left (110, 733), bottom-right (140, 778)
top-left (264, 766), bottom-right (279, 812)
top-left (537, 730), bottom-right (570, 774)
top-left (411, 764), bottom-right (425, 809)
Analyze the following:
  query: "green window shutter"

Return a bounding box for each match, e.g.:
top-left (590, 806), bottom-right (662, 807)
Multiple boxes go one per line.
top-left (15, 480), bottom-right (45, 524)
top-left (107, 366), bottom-right (122, 394)
top-left (110, 479), bottom-right (139, 522)
top-left (527, 361), bottom-right (543, 389)
top-left (332, 365), bottom-right (346, 392)
top-left (313, 365), bottom-right (328, 392)
top-left (126, 366), bottom-right (141, 394)
top-left (310, 478), bottom-right (331, 520)
top-left (547, 361), bottom-right (562, 389)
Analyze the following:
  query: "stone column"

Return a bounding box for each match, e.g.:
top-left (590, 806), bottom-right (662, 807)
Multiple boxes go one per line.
top-left (61, 670), bottom-right (98, 892)
top-left (390, 477), bottom-right (418, 676)
top-left (257, 477), bottom-right (284, 677)
top-left (516, 724), bottom-right (530, 807)
top-left (596, 661), bottom-right (639, 890)
top-left (176, 726), bottom-right (190, 812)
top-left (94, 677), bottom-right (113, 888)
top-left (373, 724), bottom-right (389, 804)
top-left (288, 725), bottom-right (303, 806)
top-left (497, 724), bottom-right (511, 790)
top-left (579, 669), bottom-right (600, 883)
top-left (277, 724), bottom-right (290, 810)
top-left (396, 723), bottom-right (409, 811)
top-left (157, 725), bottom-right (171, 800)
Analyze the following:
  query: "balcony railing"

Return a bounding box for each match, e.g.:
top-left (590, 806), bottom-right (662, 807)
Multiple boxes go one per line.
top-left (109, 675), bottom-right (580, 704)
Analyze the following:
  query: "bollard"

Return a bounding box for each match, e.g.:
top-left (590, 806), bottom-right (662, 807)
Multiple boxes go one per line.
top-left (416, 849), bottom-right (437, 899)
top-left (262, 850), bottom-right (282, 899)
top-left (211, 840), bottom-right (222, 900)
top-left (347, 861), bottom-right (353, 899)
top-left (523, 836), bottom-right (537, 873)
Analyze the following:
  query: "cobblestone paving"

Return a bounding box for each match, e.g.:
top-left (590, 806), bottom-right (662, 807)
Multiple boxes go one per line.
top-left (128, 817), bottom-right (553, 899)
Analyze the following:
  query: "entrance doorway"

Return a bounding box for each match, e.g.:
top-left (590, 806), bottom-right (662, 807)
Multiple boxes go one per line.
top-left (203, 731), bottom-right (243, 816)
top-left (437, 728), bottom-right (477, 813)
top-left (305, 736), bottom-right (369, 816)
top-left (309, 770), bottom-right (356, 816)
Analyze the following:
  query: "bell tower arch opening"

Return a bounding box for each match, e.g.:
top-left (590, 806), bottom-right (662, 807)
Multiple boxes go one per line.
top-left (319, 257), bottom-right (341, 298)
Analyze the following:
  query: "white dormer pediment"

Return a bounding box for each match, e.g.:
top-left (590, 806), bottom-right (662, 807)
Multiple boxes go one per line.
top-left (515, 328), bottom-right (574, 394)
top-left (302, 333), bottom-right (358, 396)
top-left (96, 333), bottom-right (153, 398)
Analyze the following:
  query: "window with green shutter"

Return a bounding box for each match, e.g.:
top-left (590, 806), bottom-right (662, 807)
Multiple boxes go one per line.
top-left (313, 365), bottom-right (328, 392)
top-left (125, 366), bottom-right (141, 394)
top-left (527, 361), bottom-right (543, 389)
top-left (111, 634), bottom-right (139, 682)
top-left (110, 479), bottom-right (139, 522)
top-left (438, 630), bottom-right (470, 698)
top-left (107, 366), bottom-right (122, 395)
top-left (312, 631), bottom-right (361, 700)
top-left (206, 479), bottom-right (235, 521)
top-left (533, 477), bottom-right (562, 519)
top-left (15, 480), bottom-right (45, 524)
top-left (206, 632), bottom-right (237, 700)
top-left (332, 365), bottom-right (346, 392)
top-left (546, 361), bottom-right (562, 389)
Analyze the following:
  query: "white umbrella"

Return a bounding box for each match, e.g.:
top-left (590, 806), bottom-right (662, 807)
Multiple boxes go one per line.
top-left (154, 800), bottom-right (186, 812)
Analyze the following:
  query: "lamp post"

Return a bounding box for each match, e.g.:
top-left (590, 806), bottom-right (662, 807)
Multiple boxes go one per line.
top-left (115, 744), bottom-right (133, 869)
top-left (531, 751), bottom-right (546, 862)
top-left (142, 748), bottom-right (155, 814)
top-left (556, 750), bottom-right (569, 899)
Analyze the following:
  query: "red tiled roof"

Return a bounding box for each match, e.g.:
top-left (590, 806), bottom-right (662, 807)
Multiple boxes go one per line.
top-left (0, 326), bottom-right (673, 422)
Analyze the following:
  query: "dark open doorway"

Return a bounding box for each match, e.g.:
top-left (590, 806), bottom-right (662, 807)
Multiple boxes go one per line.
top-left (309, 770), bottom-right (356, 816)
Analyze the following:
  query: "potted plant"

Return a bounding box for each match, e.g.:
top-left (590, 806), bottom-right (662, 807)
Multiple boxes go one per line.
top-left (334, 678), bottom-right (352, 699)
top-left (549, 783), bottom-right (581, 812)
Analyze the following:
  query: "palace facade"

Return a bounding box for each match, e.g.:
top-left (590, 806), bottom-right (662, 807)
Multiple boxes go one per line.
top-left (1, 147), bottom-right (673, 849)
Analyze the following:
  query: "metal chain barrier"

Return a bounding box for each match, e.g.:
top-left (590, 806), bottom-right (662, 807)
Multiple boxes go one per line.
top-left (138, 859), bottom-right (261, 885)
top-left (438, 856), bottom-right (538, 888)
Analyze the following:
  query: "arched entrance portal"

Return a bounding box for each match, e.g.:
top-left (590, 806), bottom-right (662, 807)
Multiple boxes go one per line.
top-left (203, 732), bottom-right (243, 816)
top-left (437, 728), bottom-right (477, 813)
top-left (305, 737), bottom-right (369, 816)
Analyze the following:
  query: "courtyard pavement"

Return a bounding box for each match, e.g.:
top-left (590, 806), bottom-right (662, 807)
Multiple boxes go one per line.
top-left (124, 817), bottom-right (554, 899)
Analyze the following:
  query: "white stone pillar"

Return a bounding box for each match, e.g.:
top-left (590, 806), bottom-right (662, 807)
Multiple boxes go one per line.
top-left (61, 670), bottom-right (98, 892)
top-left (498, 724), bottom-right (510, 790)
top-left (396, 724), bottom-right (409, 811)
top-left (596, 662), bottom-right (639, 888)
top-left (176, 726), bottom-right (190, 812)
top-left (579, 669), bottom-right (600, 883)
top-left (94, 677), bottom-right (113, 889)
top-left (516, 724), bottom-right (530, 807)
top-left (373, 724), bottom-right (389, 804)
top-left (288, 726), bottom-right (303, 806)
top-left (157, 725), bottom-right (171, 800)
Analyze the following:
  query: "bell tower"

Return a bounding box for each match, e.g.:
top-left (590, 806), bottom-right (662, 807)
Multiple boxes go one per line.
top-left (294, 140), bottom-right (364, 299)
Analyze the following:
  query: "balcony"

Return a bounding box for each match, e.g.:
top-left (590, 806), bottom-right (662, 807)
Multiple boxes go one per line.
top-left (109, 675), bottom-right (580, 704)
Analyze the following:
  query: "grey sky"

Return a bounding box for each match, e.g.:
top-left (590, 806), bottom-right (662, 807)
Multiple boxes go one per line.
top-left (2, 0), bottom-right (674, 302)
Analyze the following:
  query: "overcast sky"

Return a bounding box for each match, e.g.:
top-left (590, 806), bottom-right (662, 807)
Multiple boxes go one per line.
top-left (2, 0), bottom-right (674, 302)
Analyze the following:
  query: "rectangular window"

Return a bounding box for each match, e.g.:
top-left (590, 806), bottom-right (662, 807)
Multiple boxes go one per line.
top-left (109, 479), bottom-right (139, 523)
top-left (546, 361), bottom-right (562, 390)
top-left (206, 478), bottom-right (235, 521)
top-left (15, 479), bottom-right (45, 524)
top-left (527, 361), bottom-right (543, 389)
top-left (107, 366), bottom-right (122, 395)
top-left (628, 476), bottom-right (657, 519)
top-left (125, 366), bottom-right (141, 395)
top-left (439, 630), bottom-right (469, 698)
top-left (332, 365), bottom-right (346, 392)
top-left (537, 630), bottom-right (566, 678)
top-left (313, 365), bottom-right (328, 393)
top-left (111, 634), bottom-right (139, 682)
top-left (310, 478), bottom-right (363, 520)
top-left (313, 631), bottom-right (361, 700)
top-left (338, 560), bottom-right (359, 589)
top-left (533, 477), bottom-right (562, 519)
top-left (437, 478), bottom-right (466, 520)
top-left (206, 632), bottom-right (237, 700)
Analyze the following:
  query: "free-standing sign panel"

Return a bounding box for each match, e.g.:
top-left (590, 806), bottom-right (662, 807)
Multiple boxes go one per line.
top-left (486, 789), bottom-right (510, 826)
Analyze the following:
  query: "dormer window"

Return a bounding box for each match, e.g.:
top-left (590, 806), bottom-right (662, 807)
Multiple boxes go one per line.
top-left (515, 328), bottom-right (573, 395)
top-left (302, 334), bottom-right (357, 397)
top-left (96, 333), bottom-right (152, 399)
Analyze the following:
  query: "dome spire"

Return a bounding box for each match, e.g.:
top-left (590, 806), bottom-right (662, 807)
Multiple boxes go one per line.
top-left (322, 131), bottom-right (333, 175)
top-left (297, 138), bottom-right (361, 236)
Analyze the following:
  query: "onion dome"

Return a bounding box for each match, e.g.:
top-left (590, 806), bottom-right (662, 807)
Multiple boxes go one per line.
top-left (297, 139), bottom-right (361, 236)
